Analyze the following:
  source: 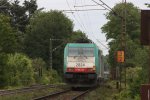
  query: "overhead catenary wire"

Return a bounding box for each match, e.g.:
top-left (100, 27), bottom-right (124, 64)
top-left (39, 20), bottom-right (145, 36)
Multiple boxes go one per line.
top-left (99, 0), bottom-right (124, 19)
top-left (65, 0), bottom-right (109, 51)
top-left (81, 0), bottom-right (92, 39)
top-left (65, 0), bottom-right (87, 32)
top-left (73, 0), bottom-right (109, 50)
top-left (92, 0), bottom-right (123, 19)
top-left (99, 0), bottom-right (114, 12)
top-left (82, 0), bottom-right (95, 40)
top-left (96, 39), bottom-right (109, 49)
top-left (91, 0), bottom-right (126, 56)
top-left (62, 9), bottom-right (106, 12)
top-left (91, 0), bottom-right (109, 11)
top-left (73, 0), bottom-right (88, 33)
top-left (73, 0), bottom-right (94, 41)
top-left (74, 4), bottom-right (103, 7)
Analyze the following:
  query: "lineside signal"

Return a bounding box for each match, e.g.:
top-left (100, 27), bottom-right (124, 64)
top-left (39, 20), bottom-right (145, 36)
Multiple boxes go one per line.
top-left (117, 51), bottom-right (124, 63)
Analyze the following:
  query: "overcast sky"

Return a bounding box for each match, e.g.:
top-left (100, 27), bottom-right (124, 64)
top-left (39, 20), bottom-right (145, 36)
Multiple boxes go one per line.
top-left (20, 0), bottom-right (150, 55)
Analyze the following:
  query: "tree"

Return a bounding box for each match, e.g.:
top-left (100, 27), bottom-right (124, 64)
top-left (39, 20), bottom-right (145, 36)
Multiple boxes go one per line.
top-left (145, 3), bottom-right (150, 7)
top-left (24, 10), bottom-right (73, 72)
top-left (101, 2), bottom-right (149, 99)
top-left (24, 0), bottom-right (38, 18)
top-left (0, 53), bottom-right (8, 88)
top-left (69, 30), bottom-right (92, 43)
top-left (102, 3), bottom-right (140, 41)
top-left (6, 53), bottom-right (34, 86)
top-left (0, 14), bottom-right (18, 53)
top-left (0, 0), bottom-right (38, 32)
top-left (0, 0), bottom-right (10, 15)
top-left (0, 0), bottom-right (38, 52)
top-left (0, 53), bottom-right (34, 87)
top-left (101, 3), bottom-right (141, 68)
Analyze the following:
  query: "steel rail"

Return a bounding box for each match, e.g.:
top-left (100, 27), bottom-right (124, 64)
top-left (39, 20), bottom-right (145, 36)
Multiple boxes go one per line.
top-left (33, 89), bottom-right (71, 100)
top-left (0, 84), bottom-right (67, 96)
top-left (71, 90), bottom-right (90, 100)
top-left (72, 87), bottom-right (97, 100)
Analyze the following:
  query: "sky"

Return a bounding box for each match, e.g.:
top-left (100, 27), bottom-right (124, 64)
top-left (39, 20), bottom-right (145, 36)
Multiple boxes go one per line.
top-left (20, 0), bottom-right (150, 55)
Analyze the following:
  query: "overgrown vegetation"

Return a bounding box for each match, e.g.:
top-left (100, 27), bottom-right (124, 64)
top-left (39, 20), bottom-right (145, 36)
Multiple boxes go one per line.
top-left (1, 0), bottom-right (147, 99)
top-left (101, 2), bottom-right (149, 99)
top-left (0, 0), bottom-right (90, 89)
top-left (85, 81), bottom-right (118, 100)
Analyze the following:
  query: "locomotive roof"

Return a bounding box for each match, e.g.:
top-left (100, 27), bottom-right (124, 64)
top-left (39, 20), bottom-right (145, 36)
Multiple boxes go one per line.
top-left (66, 43), bottom-right (97, 48)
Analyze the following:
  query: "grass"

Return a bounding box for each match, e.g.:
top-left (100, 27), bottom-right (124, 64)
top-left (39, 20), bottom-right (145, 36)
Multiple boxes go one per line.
top-left (0, 86), bottom-right (65, 100)
top-left (84, 81), bottom-right (119, 100)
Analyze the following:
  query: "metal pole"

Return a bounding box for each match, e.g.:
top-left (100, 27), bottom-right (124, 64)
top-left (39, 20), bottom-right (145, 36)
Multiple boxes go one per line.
top-left (120, 0), bottom-right (127, 91)
top-left (124, 0), bottom-right (127, 88)
top-left (50, 38), bottom-right (52, 70)
top-left (119, 64), bottom-right (122, 90)
top-left (149, 46), bottom-right (150, 83)
top-left (149, 19), bottom-right (150, 83)
top-left (116, 66), bottom-right (119, 89)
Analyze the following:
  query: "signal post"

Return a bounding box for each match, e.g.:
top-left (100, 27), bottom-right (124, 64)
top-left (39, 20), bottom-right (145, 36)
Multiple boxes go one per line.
top-left (116, 50), bottom-right (125, 90)
top-left (116, 0), bottom-right (126, 91)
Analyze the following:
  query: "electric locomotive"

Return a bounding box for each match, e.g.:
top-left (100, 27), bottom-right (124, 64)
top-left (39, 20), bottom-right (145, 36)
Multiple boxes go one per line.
top-left (64, 43), bottom-right (104, 87)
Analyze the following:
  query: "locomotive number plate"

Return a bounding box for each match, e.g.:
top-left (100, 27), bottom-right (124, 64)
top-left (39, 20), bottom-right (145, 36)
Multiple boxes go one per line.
top-left (76, 62), bottom-right (85, 67)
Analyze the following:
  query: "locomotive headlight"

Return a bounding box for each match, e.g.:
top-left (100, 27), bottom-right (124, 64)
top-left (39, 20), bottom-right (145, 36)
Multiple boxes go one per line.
top-left (67, 68), bottom-right (74, 72)
top-left (93, 66), bottom-right (96, 71)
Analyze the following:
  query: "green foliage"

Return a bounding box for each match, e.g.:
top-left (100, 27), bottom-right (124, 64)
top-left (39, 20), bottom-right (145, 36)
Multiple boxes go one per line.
top-left (0, 0), bottom-right (10, 15)
top-left (114, 89), bottom-right (132, 100)
top-left (24, 10), bottom-right (73, 72)
top-left (23, 0), bottom-right (38, 18)
top-left (85, 81), bottom-right (119, 100)
top-left (0, 0), bottom-right (38, 52)
top-left (114, 67), bottom-right (144, 100)
top-left (127, 48), bottom-right (149, 98)
top-left (102, 2), bottom-right (141, 69)
top-left (0, 53), bottom-right (8, 87)
top-left (0, 14), bottom-right (18, 53)
top-left (134, 95), bottom-right (140, 100)
top-left (0, 0), bottom-right (88, 89)
top-left (32, 58), bottom-right (49, 84)
top-left (129, 70), bottom-right (148, 98)
top-left (0, 54), bottom-right (62, 88)
top-left (102, 2), bottom-right (149, 99)
top-left (133, 47), bottom-right (149, 68)
top-left (7, 53), bottom-right (34, 86)
top-left (102, 3), bottom-right (141, 68)
top-left (70, 30), bottom-right (92, 43)
top-left (36, 69), bottom-right (61, 84)
top-left (0, 0), bottom-right (38, 32)
top-left (32, 58), bottom-right (61, 84)
top-left (145, 3), bottom-right (150, 8)
top-left (124, 39), bottom-right (139, 67)
top-left (0, 53), bottom-right (34, 87)
top-left (107, 40), bottom-right (118, 67)
top-left (46, 70), bottom-right (62, 84)
top-left (102, 3), bottom-right (140, 41)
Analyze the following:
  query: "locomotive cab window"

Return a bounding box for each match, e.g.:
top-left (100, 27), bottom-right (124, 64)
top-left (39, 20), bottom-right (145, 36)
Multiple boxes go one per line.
top-left (68, 47), bottom-right (94, 57)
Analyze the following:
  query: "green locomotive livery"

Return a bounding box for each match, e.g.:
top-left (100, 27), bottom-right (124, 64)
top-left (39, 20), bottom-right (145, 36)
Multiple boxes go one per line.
top-left (64, 43), bottom-right (104, 87)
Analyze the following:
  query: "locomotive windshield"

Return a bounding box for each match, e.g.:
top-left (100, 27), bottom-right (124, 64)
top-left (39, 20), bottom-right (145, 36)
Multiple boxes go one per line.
top-left (68, 47), bottom-right (94, 57)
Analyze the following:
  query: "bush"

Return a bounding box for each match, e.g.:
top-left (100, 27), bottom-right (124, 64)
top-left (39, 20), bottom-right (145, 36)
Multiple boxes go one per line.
top-left (0, 53), bottom-right (8, 88)
top-left (48, 70), bottom-right (62, 84)
top-left (32, 58), bottom-right (62, 84)
top-left (0, 54), bottom-right (62, 88)
top-left (4, 53), bottom-right (34, 87)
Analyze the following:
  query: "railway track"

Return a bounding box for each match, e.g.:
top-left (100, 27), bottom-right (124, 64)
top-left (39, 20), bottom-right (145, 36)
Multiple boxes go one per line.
top-left (0, 84), bottom-right (67, 96)
top-left (33, 87), bottom-right (96, 100)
